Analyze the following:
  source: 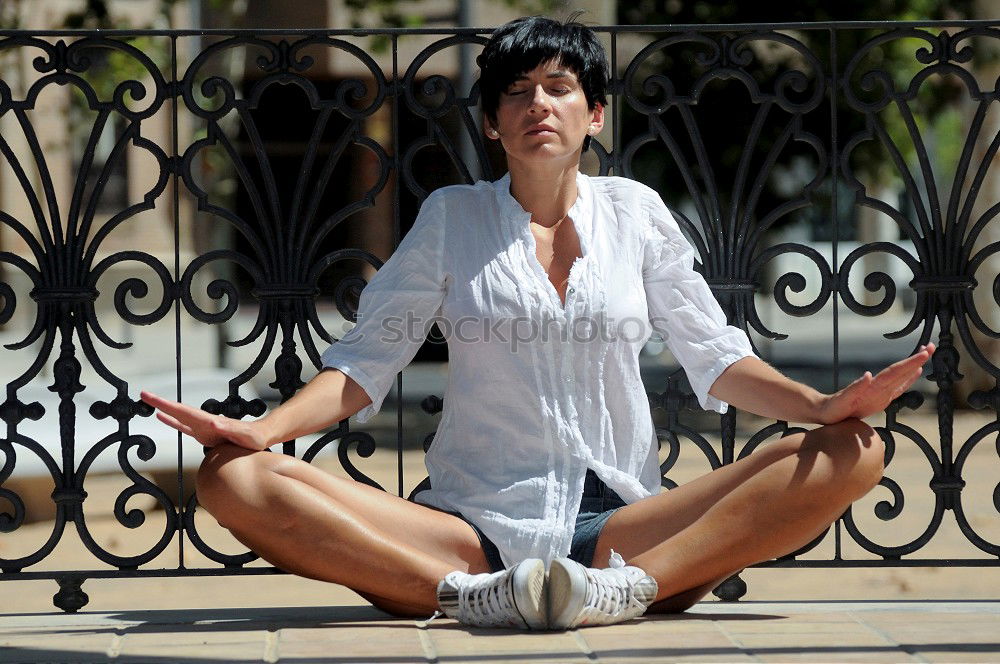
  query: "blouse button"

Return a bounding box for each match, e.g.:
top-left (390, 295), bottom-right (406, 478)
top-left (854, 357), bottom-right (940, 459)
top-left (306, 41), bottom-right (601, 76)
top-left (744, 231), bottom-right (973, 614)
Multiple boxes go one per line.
top-left (568, 287), bottom-right (575, 295)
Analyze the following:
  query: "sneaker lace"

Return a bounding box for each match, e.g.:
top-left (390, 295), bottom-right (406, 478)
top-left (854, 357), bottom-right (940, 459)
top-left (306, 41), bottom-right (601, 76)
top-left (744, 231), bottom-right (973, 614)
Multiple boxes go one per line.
top-left (608, 549), bottom-right (626, 569)
top-left (455, 571), bottom-right (523, 628)
top-left (579, 549), bottom-right (645, 621)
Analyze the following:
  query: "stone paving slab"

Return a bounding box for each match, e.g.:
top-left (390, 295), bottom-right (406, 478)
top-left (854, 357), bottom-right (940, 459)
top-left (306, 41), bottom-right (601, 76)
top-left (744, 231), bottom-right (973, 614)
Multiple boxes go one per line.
top-left (2, 601), bottom-right (999, 663)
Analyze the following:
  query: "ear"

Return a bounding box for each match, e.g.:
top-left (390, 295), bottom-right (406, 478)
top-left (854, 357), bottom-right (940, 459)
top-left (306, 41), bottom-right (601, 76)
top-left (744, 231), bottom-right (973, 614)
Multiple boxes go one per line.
top-left (483, 118), bottom-right (501, 140)
top-left (589, 103), bottom-right (606, 136)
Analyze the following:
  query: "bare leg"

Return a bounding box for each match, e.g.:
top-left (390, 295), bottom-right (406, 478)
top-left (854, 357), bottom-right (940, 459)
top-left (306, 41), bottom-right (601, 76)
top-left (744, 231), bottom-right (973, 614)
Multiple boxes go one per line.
top-left (195, 443), bottom-right (491, 616)
top-left (592, 418), bottom-right (885, 611)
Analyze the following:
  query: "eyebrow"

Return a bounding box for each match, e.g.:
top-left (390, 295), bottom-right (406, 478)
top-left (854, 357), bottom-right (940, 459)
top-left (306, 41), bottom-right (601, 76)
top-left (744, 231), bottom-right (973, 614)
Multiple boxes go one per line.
top-left (511, 70), bottom-right (576, 82)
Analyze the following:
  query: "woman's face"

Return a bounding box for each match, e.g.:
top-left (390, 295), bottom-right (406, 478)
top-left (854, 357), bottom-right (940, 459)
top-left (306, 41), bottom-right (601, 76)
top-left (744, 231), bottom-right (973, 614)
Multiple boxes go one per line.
top-left (486, 59), bottom-right (604, 168)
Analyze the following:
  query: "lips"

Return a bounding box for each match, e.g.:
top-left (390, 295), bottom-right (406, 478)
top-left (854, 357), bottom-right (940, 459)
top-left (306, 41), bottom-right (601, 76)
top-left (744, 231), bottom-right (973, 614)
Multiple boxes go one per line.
top-left (525, 124), bottom-right (557, 135)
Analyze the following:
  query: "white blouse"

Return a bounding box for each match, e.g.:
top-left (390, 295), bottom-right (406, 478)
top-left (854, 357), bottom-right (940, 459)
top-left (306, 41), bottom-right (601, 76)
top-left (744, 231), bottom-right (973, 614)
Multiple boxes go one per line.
top-left (320, 172), bottom-right (756, 567)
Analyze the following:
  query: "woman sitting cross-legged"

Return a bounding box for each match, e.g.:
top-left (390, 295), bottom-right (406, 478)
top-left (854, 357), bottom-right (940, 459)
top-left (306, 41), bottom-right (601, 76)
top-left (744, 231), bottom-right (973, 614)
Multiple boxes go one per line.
top-left (143, 16), bottom-right (935, 630)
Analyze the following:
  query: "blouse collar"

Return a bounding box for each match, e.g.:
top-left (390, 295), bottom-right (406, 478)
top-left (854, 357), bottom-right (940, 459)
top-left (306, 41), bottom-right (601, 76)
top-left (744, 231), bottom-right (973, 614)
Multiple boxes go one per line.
top-left (492, 171), bottom-right (593, 246)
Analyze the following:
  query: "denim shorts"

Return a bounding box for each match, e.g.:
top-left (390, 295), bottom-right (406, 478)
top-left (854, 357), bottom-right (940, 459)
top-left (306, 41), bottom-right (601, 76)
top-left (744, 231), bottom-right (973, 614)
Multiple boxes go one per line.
top-left (429, 469), bottom-right (627, 573)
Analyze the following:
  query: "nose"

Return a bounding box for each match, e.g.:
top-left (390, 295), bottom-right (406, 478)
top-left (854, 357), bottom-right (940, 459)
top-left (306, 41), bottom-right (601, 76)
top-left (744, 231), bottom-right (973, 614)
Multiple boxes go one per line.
top-left (528, 84), bottom-right (551, 114)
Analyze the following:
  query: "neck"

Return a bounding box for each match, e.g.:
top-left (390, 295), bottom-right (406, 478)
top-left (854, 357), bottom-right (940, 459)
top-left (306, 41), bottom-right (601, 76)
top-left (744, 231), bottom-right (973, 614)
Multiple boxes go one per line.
top-left (507, 156), bottom-right (580, 228)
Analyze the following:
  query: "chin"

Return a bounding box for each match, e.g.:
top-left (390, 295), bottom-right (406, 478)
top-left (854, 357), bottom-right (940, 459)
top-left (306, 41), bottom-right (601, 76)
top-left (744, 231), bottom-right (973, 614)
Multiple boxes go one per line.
top-left (511, 145), bottom-right (576, 163)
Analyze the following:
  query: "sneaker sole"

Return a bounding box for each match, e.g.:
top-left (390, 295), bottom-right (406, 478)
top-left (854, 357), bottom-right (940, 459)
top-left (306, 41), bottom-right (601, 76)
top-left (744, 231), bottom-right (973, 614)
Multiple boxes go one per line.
top-left (547, 558), bottom-right (588, 629)
top-left (511, 559), bottom-right (547, 630)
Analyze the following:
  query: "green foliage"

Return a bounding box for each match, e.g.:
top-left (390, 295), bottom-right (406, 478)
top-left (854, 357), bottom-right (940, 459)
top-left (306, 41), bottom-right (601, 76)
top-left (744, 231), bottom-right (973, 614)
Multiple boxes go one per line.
top-left (63, 0), bottom-right (183, 29)
top-left (618, 0), bottom-right (984, 228)
top-left (619, 0), bottom-right (973, 25)
top-left (341, 0), bottom-right (566, 52)
top-left (77, 36), bottom-right (169, 99)
top-left (853, 31), bottom-right (970, 188)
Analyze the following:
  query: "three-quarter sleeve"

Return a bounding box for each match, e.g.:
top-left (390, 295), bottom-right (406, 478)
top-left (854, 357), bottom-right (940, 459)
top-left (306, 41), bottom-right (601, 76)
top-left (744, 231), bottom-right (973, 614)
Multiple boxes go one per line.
top-left (320, 190), bottom-right (447, 422)
top-left (641, 191), bottom-right (756, 413)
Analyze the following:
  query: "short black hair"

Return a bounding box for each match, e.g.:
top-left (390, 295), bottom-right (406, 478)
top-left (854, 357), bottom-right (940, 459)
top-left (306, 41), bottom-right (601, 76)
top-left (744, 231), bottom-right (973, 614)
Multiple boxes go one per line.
top-left (477, 16), bottom-right (609, 150)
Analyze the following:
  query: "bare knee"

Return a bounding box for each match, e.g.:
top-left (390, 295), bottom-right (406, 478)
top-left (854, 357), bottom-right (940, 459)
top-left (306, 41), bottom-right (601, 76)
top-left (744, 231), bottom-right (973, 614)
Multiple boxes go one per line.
top-left (195, 443), bottom-right (266, 525)
top-left (810, 418), bottom-right (885, 497)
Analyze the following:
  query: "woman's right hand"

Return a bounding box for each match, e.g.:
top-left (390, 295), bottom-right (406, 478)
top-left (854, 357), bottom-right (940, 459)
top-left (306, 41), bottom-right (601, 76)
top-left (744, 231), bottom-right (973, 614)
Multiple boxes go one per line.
top-left (140, 391), bottom-right (273, 451)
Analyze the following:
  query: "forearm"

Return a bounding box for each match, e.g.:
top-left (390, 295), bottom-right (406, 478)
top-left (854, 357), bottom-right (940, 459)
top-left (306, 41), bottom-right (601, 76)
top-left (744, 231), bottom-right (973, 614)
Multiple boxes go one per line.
top-left (708, 356), bottom-right (829, 424)
top-left (255, 368), bottom-right (373, 447)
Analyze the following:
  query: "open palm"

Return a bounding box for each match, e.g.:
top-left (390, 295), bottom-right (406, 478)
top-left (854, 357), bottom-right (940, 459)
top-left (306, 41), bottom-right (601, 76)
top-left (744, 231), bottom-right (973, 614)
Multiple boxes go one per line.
top-left (818, 343), bottom-right (935, 424)
top-left (140, 391), bottom-right (270, 451)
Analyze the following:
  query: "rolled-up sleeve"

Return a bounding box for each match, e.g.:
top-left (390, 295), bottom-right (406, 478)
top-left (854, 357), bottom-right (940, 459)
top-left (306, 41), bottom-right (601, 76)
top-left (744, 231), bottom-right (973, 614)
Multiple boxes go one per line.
top-left (641, 191), bottom-right (756, 413)
top-left (320, 191), bottom-right (447, 422)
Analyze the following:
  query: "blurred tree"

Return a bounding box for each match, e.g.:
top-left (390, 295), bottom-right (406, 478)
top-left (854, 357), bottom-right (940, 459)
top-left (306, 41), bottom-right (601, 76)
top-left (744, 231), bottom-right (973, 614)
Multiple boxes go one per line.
top-left (619, 0), bottom-right (970, 24)
top-left (0, 0), bottom-right (22, 29)
top-left (56, 0), bottom-right (563, 31)
top-left (618, 0), bottom-right (978, 240)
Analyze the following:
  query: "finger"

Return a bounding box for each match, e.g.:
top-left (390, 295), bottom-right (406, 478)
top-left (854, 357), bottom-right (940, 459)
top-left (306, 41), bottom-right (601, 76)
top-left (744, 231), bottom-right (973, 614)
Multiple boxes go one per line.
top-left (141, 391), bottom-right (214, 423)
top-left (140, 390), bottom-right (168, 408)
top-left (872, 366), bottom-right (925, 406)
top-left (155, 410), bottom-right (195, 437)
top-left (894, 349), bottom-right (930, 372)
top-left (141, 390), bottom-right (188, 413)
top-left (846, 371), bottom-right (873, 395)
top-left (894, 367), bottom-right (926, 395)
top-left (874, 350), bottom-right (930, 386)
top-left (846, 372), bottom-right (873, 408)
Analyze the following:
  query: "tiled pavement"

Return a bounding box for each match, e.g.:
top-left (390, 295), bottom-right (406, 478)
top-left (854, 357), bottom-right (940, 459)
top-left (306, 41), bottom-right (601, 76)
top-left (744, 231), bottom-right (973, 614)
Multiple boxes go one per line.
top-left (2, 601), bottom-right (999, 663)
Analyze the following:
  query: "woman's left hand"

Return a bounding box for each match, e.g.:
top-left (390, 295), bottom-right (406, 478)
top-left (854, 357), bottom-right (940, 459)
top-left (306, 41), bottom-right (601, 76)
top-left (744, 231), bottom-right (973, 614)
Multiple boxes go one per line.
top-left (817, 343), bottom-right (936, 424)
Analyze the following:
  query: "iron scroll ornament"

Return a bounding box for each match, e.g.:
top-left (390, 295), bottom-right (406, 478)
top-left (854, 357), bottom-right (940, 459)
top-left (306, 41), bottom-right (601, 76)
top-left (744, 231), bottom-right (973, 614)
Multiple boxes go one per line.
top-left (838, 26), bottom-right (1000, 557)
top-left (175, 34), bottom-right (393, 562)
top-left (0, 34), bottom-right (175, 573)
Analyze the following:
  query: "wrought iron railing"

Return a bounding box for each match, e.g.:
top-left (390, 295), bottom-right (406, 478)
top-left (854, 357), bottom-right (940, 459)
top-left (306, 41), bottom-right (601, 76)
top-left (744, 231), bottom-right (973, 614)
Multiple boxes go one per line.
top-left (1, 22), bottom-right (998, 612)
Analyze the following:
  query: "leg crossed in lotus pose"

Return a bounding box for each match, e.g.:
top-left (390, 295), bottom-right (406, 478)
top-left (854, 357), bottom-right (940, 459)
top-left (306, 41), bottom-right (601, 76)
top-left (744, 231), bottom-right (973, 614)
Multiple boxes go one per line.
top-left (590, 417), bottom-right (885, 613)
top-left (195, 417), bottom-right (883, 624)
top-left (194, 442), bottom-right (494, 618)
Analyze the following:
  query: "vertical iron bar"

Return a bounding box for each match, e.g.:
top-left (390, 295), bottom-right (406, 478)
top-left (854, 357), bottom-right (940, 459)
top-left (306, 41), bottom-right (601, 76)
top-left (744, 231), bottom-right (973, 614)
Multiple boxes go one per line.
top-left (829, 27), bottom-right (842, 560)
top-left (457, 1), bottom-right (477, 181)
top-left (611, 29), bottom-right (620, 175)
top-left (830, 28), bottom-right (840, 393)
top-left (171, 34), bottom-right (185, 568)
top-left (393, 33), bottom-right (404, 499)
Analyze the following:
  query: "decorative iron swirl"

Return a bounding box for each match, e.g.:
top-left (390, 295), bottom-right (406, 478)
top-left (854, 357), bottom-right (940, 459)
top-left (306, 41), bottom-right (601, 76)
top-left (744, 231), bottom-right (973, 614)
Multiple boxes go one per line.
top-left (74, 434), bottom-right (176, 569)
top-left (843, 27), bottom-right (998, 111)
top-left (400, 34), bottom-right (493, 197)
top-left (622, 28), bottom-right (829, 351)
top-left (175, 34), bottom-right (396, 559)
top-left (0, 433), bottom-right (67, 571)
top-left (842, 27), bottom-right (1000, 377)
top-left (182, 490), bottom-right (257, 568)
top-left (838, 242), bottom-right (923, 322)
top-left (0, 438), bottom-right (26, 533)
top-left (951, 413), bottom-right (1000, 555)
top-left (746, 243), bottom-right (834, 339)
top-left (336, 431), bottom-right (382, 491)
top-left (0, 30), bottom-right (176, 581)
top-left (842, 392), bottom-right (946, 558)
top-left (623, 31), bottom-right (824, 115)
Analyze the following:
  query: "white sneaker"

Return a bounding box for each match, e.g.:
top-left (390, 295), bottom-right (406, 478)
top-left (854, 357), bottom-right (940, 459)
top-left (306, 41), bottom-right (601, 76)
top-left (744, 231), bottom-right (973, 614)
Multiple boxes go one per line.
top-left (436, 558), bottom-right (547, 629)
top-left (548, 550), bottom-right (658, 629)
